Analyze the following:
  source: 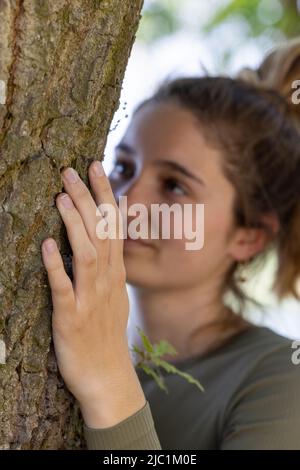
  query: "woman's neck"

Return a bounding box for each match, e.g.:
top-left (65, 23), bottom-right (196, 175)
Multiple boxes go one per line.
top-left (127, 282), bottom-right (251, 365)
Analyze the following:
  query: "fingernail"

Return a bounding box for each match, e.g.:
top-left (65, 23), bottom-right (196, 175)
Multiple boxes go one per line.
top-left (62, 167), bottom-right (79, 184)
top-left (44, 239), bottom-right (56, 254)
top-left (92, 161), bottom-right (104, 177)
top-left (59, 193), bottom-right (74, 209)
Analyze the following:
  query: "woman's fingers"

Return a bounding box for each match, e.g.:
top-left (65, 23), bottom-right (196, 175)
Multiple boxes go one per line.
top-left (56, 193), bottom-right (98, 302)
top-left (44, 162), bottom-right (124, 306)
top-left (88, 161), bottom-right (124, 268)
top-left (61, 167), bottom-right (110, 269)
top-left (41, 238), bottom-right (75, 314)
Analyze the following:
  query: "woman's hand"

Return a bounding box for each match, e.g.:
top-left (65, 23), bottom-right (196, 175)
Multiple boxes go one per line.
top-left (41, 161), bottom-right (146, 428)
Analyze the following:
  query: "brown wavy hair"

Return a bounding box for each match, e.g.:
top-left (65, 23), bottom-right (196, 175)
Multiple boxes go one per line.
top-left (133, 38), bottom-right (300, 311)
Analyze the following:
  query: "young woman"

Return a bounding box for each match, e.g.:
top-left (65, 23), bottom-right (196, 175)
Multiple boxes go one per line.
top-left (41, 38), bottom-right (300, 450)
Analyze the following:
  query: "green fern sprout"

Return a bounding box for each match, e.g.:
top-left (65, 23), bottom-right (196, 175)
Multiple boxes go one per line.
top-left (129, 326), bottom-right (204, 394)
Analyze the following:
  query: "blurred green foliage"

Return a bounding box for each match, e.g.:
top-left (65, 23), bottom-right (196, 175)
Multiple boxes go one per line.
top-left (204, 0), bottom-right (300, 38)
top-left (137, 0), bottom-right (300, 43)
top-left (137, 0), bottom-right (182, 42)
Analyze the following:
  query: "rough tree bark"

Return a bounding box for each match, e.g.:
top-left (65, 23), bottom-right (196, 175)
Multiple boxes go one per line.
top-left (0, 0), bottom-right (143, 449)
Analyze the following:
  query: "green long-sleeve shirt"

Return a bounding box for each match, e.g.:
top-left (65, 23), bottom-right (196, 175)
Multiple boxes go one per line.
top-left (84, 325), bottom-right (300, 450)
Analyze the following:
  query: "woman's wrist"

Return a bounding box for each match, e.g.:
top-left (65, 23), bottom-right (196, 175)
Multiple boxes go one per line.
top-left (79, 366), bottom-right (147, 429)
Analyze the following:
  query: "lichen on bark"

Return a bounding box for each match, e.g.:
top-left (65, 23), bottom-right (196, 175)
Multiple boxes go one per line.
top-left (0, 0), bottom-right (144, 449)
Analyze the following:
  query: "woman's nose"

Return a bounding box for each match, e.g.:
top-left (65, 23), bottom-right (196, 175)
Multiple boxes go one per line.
top-left (109, 174), bottom-right (159, 238)
top-left (123, 179), bottom-right (151, 208)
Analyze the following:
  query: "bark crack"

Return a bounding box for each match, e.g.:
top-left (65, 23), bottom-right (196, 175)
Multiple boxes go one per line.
top-left (0, 0), bottom-right (25, 145)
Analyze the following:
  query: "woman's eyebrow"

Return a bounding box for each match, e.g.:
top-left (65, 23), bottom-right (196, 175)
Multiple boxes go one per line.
top-left (154, 160), bottom-right (205, 186)
top-left (115, 143), bottom-right (135, 154)
top-left (114, 143), bottom-right (205, 186)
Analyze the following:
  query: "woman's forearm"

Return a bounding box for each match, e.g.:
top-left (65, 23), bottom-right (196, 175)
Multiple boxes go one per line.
top-left (79, 363), bottom-right (146, 429)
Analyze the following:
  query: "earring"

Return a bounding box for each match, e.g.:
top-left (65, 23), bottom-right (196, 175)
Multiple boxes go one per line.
top-left (237, 260), bottom-right (248, 283)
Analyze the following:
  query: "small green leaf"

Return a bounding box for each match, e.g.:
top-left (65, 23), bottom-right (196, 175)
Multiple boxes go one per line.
top-left (153, 340), bottom-right (178, 358)
top-left (139, 364), bottom-right (169, 394)
top-left (136, 326), bottom-right (154, 354)
top-left (130, 344), bottom-right (143, 355)
top-left (133, 327), bottom-right (204, 394)
top-left (152, 358), bottom-right (204, 392)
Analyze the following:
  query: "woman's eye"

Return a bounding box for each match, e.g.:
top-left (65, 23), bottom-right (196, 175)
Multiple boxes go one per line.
top-left (164, 178), bottom-right (187, 196)
top-left (112, 160), bottom-right (134, 179)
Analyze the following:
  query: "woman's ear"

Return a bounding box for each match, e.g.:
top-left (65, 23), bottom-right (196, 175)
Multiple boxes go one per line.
top-left (262, 211), bottom-right (280, 237)
top-left (228, 212), bottom-right (280, 262)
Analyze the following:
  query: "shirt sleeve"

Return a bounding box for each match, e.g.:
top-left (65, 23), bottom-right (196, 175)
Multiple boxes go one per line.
top-left (220, 345), bottom-right (300, 450)
top-left (83, 400), bottom-right (162, 450)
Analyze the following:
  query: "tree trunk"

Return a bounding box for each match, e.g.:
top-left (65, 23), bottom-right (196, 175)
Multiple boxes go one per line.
top-left (0, 0), bottom-right (143, 449)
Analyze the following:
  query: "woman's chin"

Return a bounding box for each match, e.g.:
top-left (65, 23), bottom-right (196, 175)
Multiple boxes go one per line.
top-left (123, 237), bottom-right (155, 251)
top-left (124, 263), bottom-right (155, 288)
top-left (123, 239), bottom-right (160, 287)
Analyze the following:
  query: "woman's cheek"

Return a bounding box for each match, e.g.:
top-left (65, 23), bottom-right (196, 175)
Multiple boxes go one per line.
top-left (205, 210), bottom-right (232, 256)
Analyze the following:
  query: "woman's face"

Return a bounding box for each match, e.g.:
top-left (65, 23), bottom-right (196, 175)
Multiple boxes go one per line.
top-left (108, 101), bottom-right (242, 291)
